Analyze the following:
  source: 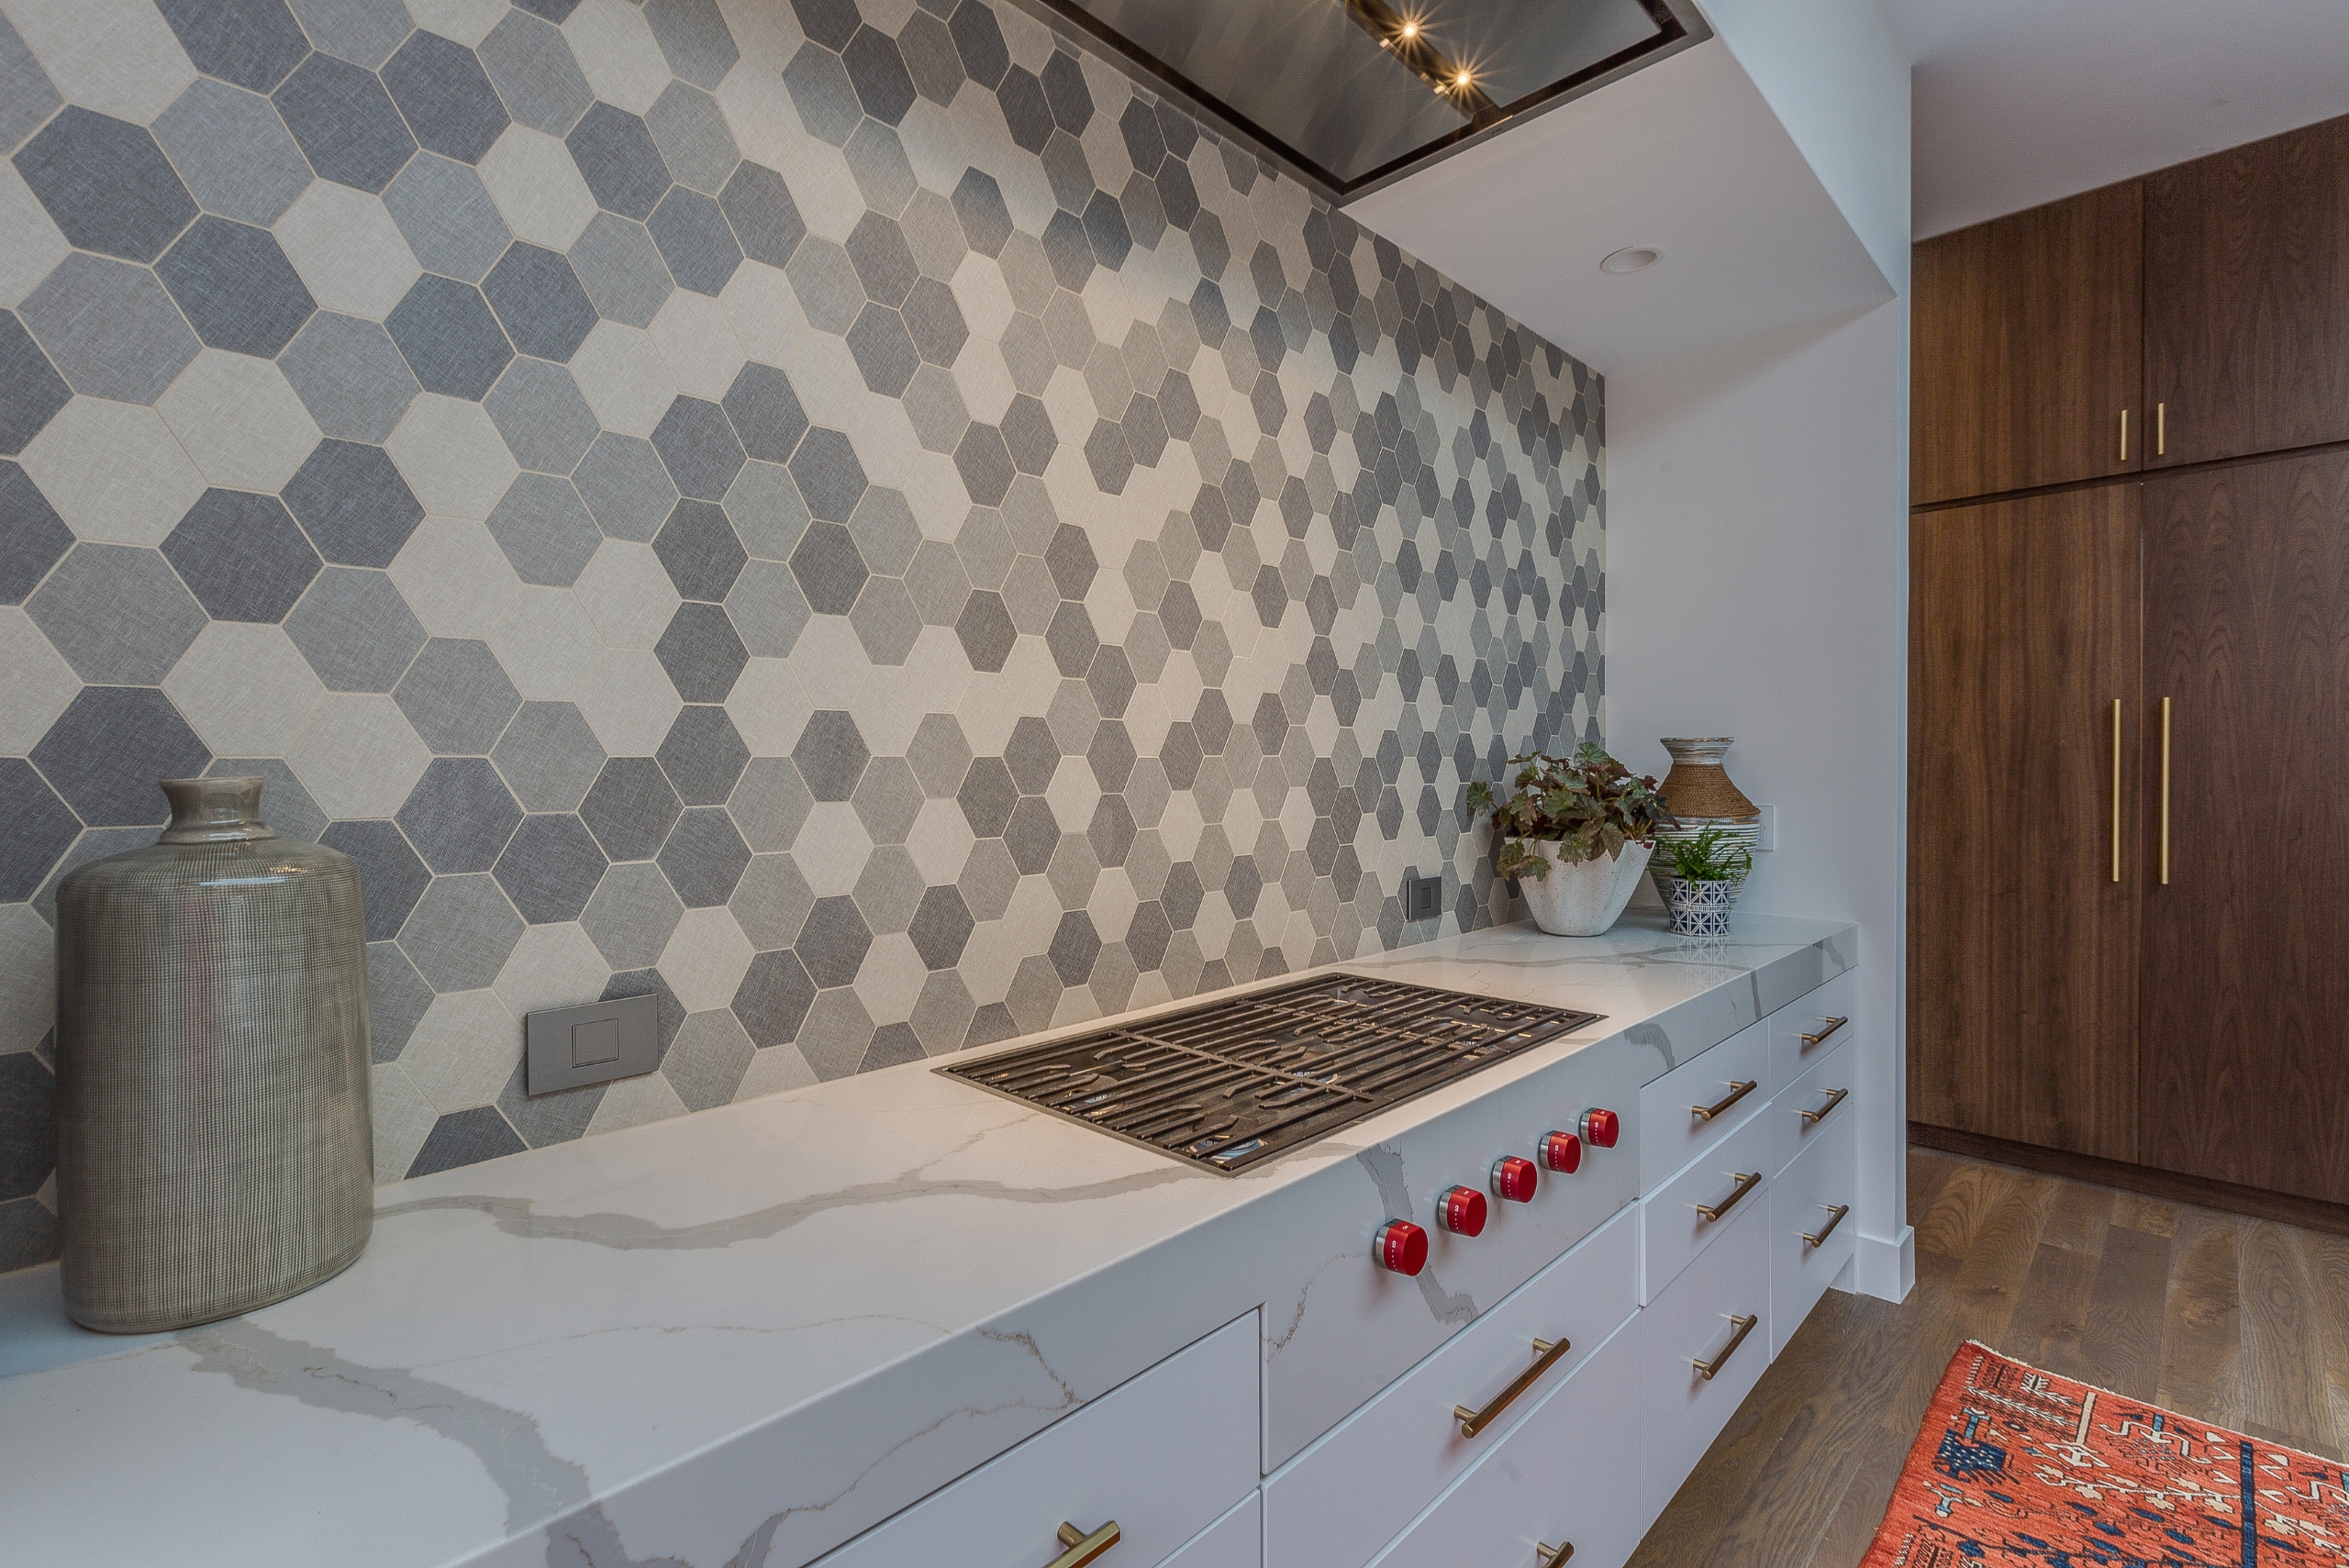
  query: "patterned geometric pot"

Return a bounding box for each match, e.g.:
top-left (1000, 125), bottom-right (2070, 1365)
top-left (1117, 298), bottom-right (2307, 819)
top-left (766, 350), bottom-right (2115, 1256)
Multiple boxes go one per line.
top-left (1666, 876), bottom-right (1737, 937)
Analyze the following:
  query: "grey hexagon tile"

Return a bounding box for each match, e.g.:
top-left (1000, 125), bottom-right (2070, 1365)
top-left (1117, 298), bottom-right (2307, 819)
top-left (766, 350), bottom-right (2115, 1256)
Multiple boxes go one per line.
top-left (0, 463), bottom-right (71, 603)
top-left (27, 543), bottom-right (205, 684)
top-left (785, 237), bottom-right (861, 334)
top-left (406, 1105), bottom-right (525, 1176)
top-left (365, 939), bottom-right (433, 1062)
top-left (285, 565), bottom-right (426, 691)
top-left (657, 805), bottom-right (748, 906)
top-left (495, 812), bottom-right (607, 923)
top-left (780, 42), bottom-right (859, 149)
top-left (157, 215), bottom-right (316, 357)
top-left (648, 185), bottom-right (740, 295)
top-left (14, 107), bottom-right (195, 263)
top-left (382, 30), bottom-right (511, 164)
top-left (154, 76), bottom-right (313, 227)
top-left (641, 0), bottom-right (737, 88)
top-left (385, 274), bottom-right (514, 400)
top-left (17, 254), bottom-right (200, 406)
top-left (0, 9), bottom-right (59, 156)
top-left (566, 101), bottom-right (669, 220)
top-left (280, 312), bottom-right (420, 444)
top-left (384, 153), bottom-right (513, 283)
top-left (492, 699), bottom-right (605, 812)
top-left (30, 686), bottom-right (210, 827)
top-left (723, 558), bottom-right (807, 660)
top-left (400, 873), bottom-right (525, 992)
top-left (0, 757), bottom-right (75, 903)
top-left (581, 857), bottom-right (683, 968)
top-left (652, 498), bottom-right (744, 602)
top-left (319, 818), bottom-right (431, 941)
top-left (579, 756), bottom-right (680, 862)
top-left (721, 361), bottom-right (807, 466)
top-left (397, 756), bottom-right (523, 873)
top-left (484, 356), bottom-right (597, 475)
top-left (654, 701), bottom-right (748, 806)
top-left (285, 0), bottom-right (411, 69)
top-left (572, 431), bottom-right (677, 541)
top-left (652, 600), bottom-right (746, 703)
top-left (0, 316), bottom-right (68, 457)
top-left (282, 439), bottom-right (425, 566)
top-left (273, 52), bottom-right (418, 195)
top-left (568, 211), bottom-right (673, 328)
top-left (162, 489), bottom-right (321, 623)
top-left (718, 161), bottom-right (803, 271)
top-left (483, 472), bottom-right (599, 589)
top-left (643, 80), bottom-right (736, 195)
top-left (395, 637), bottom-right (522, 753)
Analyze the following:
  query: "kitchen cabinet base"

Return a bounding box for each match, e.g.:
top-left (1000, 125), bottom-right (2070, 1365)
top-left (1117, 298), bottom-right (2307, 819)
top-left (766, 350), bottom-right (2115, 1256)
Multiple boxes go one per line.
top-left (1909, 1123), bottom-right (2349, 1237)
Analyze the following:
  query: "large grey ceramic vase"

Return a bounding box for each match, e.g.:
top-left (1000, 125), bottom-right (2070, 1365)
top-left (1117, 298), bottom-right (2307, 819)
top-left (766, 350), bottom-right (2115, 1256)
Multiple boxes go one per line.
top-left (56, 777), bottom-right (372, 1332)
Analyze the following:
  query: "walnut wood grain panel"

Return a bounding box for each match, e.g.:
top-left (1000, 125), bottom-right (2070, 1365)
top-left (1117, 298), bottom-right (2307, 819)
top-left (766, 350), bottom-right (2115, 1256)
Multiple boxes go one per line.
top-left (1912, 182), bottom-right (2144, 506)
top-left (2140, 450), bottom-right (2349, 1203)
top-left (2146, 113), bottom-right (2349, 468)
top-left (1909, 485), bottom-right (2140, 1159)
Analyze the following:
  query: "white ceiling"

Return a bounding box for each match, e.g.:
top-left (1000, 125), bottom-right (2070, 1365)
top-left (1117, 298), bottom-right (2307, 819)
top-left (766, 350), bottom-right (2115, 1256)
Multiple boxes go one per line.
top-left (1344, 39), bottom-right (1890, 376)
top-left (1882, 0), bottom-right (2349, 238)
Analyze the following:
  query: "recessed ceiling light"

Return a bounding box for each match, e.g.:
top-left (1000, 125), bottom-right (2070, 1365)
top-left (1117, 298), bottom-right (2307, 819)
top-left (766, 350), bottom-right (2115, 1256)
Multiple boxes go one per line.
top-left (1600, 245), bottom-right (1664, 274)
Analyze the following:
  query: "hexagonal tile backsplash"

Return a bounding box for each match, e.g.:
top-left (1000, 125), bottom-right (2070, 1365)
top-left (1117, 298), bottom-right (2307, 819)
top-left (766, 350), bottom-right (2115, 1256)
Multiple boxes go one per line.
top-left (0, 0), bottom-right (1604, 1274)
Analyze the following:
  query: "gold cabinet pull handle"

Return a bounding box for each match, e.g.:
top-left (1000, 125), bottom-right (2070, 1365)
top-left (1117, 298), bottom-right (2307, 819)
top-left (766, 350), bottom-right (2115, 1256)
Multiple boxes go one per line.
top-left (1799, 1087), bottom-right (1849, 1126)
top-left (1692, 1314), bottom-right (1758, 1381)
top-left (1538, 1543), bottom-right (1576, 1566)
top-left (2120, 407), bottom-right (2130, 462)
top-left (1048, 1520), bottom-right (1120, 1568)
top-left (1691, 1080), bottom-right (1756, 1122)
top-left (1799, 1016), bottom-right (1847, 1047)
top-left (1802, 1204), bottom-right (1851, 1248)
top-left (2159, 696), bottom-right (2171, 885)
top-left (2156, 401), bottom-right (2166, 457)
top-left (1694, 1171), bottom-right (1761, 1222)
top-left (1453, 1335), bottom-right (1572, 1439)
top-left (2110, 697), bottom-right (2122, 883)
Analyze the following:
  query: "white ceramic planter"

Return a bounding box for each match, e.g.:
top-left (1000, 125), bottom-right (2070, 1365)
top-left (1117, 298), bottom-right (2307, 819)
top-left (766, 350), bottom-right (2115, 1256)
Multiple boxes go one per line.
top-left (1515, 840), bottom-right (1653, 937)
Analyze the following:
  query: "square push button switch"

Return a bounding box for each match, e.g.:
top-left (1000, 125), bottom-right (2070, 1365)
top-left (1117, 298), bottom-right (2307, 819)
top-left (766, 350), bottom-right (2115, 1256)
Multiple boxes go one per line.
top-left (526, 995), bottom-right (658, 1095)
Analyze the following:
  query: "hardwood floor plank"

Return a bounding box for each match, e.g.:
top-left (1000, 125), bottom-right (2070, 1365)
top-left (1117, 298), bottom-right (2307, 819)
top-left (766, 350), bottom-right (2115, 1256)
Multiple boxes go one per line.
top-left (2158, 1204), bottom-right (2247, 1429)
top-left (2235, 1219), bottom-right (2338, 1454)
top-left (2077, 1220), bottom-right (2171, 1398)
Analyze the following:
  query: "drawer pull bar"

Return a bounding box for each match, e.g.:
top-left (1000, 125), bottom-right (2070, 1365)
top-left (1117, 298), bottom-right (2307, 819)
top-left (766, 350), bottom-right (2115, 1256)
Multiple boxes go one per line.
top-left (1799, 1087), bottom-right (1850, 1125)
top-left (1047, 1520), bottom-right (1120, 1568)
top-left (1802, 1204), bottom-right (1851, 1249)
top-left (1691, 1080), bottom-right (1756, 1122)
top-left (1799, 1016), bottom-right (1848, 1047)
top-left (1693, 1171), bottom-right (1761, 1222)
top-left (1693, 1314), bottom-right (1758, 1381)
top-left (1453, 1334), bottom-right (1572, 1439)
top-left (1538, 1543), bottom-right (1575, 1566)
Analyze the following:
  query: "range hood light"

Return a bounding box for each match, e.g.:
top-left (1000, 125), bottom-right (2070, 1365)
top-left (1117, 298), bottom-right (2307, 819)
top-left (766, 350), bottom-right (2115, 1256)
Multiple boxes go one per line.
top-left (1600, 245), bottom-right (1664, 274)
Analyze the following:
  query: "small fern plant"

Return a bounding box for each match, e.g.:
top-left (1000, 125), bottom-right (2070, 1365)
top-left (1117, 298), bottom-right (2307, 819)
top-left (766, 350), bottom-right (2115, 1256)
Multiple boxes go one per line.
top-left (1467, 743), bottom-right (1675, 881)
top-left (1661, 826), bottom-right (1754, 883)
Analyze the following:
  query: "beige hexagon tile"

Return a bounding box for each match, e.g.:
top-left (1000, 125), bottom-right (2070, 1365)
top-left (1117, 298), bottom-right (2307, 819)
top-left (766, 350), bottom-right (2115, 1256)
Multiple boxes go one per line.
top-left (0, 905), bottom-right (55, 1055)
top-left (721, 658), bottom-right (810, 756)
top-left (477, 125), bottom-right (599, 250)
top-left (718, 260), bottom-right (809, 368)
top-left (904, 798), bottom-right (974, 884)
top-left (494, 923), bottom-right (612, 1019)
top-left (274, 183), bottom-right (423, 321)
top-left (369, 1062), bottom-right (438, 1184)
top-left (732, 1042), bottom-right (817, 1102)
top-left (387, 395), bottom-right (519, 521)
top-left (6, 0), bottom-right (193, 123)
top-left (285, 693), bottom-right (433, 819)
top-left (404, 0), bottom-right (506, 47)
top-left (399, 989), bottom-right (522, 1114)
top-left (155, 351), bottom-right (322, 494)
top-left (574, 539), bottom-right (681, 650)
top-left (842, 394), bottom-right (919, 491)
top-left (647, 290), bottom-right (746, 402)
top-left (778, 137), bottom-right (863, 244)
top-left (564, 0), bottom-right (673, 115)
top-left (792, 803), bottom-right (869, 896)
top-left (584, 1070), bottom-right (686, 1135)
top-left (19, 399), bottom-right (204, 547)
top-left (0, 607), bottom-right (78, 756)
top-left (389, 518), bottom-right (522, 640)
top-left (162, 622), bottom-right (327, 758)
top-left (570, 321), bottom-right (678, 437)
top-left (785, 617), bottom-right (866, 711)
top-left (490, 588), bottom-right (604, 701)
top-left (853, 933), bottom-right (926, 1025)
top-left (658, 906), bottom-right (753, 1013)
top-left (0, 163), bottom-right (69, 311)
top-left (575, 648), bottom-right (681, 754)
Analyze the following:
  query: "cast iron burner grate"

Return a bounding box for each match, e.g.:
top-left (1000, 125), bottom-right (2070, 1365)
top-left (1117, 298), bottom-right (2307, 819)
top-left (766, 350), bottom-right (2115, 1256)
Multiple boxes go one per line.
top-left (937, 974), bottom-right (1602, 1173)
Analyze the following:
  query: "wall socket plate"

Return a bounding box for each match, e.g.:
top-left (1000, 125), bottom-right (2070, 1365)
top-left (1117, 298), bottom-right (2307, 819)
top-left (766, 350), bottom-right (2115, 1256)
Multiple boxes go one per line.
top-left (1756, 805), bottom-right (1777, 852)
top-left (526, 994), bottom-right (659, 1095)
top-left (1401, 872), bottom-right (1443, 921)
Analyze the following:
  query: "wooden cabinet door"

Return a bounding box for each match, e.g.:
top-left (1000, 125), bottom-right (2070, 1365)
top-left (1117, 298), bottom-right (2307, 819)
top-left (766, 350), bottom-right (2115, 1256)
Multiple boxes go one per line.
top-left (2140, 451), bottom-right (2349, 1202)
top-left (1912, 183), bottom-right (2144, 506)
top-left (1909, 486), bottom-right (2141, 1159)
top-left (2146, 114), bottom-right (2349, 468)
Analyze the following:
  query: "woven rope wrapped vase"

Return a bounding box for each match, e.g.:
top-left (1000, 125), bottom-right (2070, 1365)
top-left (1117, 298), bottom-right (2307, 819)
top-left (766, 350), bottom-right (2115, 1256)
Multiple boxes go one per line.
top-left (55, 777), bottom-right (372, 1332)
top-left (1651, 738), bottom-right (1764, 910)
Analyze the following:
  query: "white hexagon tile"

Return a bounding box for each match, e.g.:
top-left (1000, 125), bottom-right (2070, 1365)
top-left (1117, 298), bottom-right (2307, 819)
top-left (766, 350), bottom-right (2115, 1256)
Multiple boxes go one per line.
top-left (0, 0), bottom-right (1606, 1273)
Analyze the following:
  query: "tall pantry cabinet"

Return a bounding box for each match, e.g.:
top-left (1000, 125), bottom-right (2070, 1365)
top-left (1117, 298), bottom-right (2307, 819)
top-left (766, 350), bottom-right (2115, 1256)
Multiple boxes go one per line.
top-left (1909, 111), bottom-right (2349, 1217)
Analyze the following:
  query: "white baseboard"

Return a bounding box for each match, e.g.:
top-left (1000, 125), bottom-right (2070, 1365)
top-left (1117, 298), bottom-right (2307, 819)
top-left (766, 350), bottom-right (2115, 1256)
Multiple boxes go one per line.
top-left (1854, 1226), bottom-right (1914, 1303)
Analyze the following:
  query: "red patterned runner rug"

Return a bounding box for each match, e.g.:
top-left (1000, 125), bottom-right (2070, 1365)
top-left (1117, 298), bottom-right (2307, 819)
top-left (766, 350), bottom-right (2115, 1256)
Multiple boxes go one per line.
top-left (1862, 1340), bottom-right (2349, 1565)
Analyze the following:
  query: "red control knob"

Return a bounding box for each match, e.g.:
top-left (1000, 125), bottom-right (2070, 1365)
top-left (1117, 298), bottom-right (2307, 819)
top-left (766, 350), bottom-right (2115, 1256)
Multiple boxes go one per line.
top-left (1542, 1129), bottom-right (1583, 1174)
top-left (1491, 1154), bottom-right (1539, 1203)
top-left (1581, 1107), bottom-right (1620, 1149)
top-left (1375, 1218), bottom-right (1428, 1275)
top-left (1438, 1184), bottom-right (1488, 1237)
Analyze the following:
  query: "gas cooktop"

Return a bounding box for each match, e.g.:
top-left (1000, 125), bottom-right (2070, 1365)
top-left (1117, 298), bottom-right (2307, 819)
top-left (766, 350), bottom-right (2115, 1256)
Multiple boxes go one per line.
top-left (938, 974), bottom-right (1603, 1173)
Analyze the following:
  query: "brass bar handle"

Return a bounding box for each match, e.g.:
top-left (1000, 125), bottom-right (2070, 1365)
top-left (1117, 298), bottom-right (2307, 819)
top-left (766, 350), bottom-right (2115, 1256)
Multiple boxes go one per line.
top-left (1453, 1335), bottom-right (1571, 1439)
top-left (2159, 696), bottom-right (2171, 885)
top-left (2110, 697), bottom-right (2122, 883)
top-left (1799, 1086), bottom-right (1850, 1126)
top-left (1692, 1314), bottom-right (1758, 1381)
top-left (2156, 401), bottom-right (2166, 457)
top-left (1802, 1204), bottom-right (1851, 1248)
top-left (1048, 1520), bottom-right (1120, 1568)
top-left (1799, 1016), bottom-right (1847, 1047)
top-left (1538, 1544), bottom-right (1575, 1566)
top-left (1691, 1080), bottom-right (1756, 1122)
top-left (1694, 1171), bottom-right (1761, 1222)
top-left (2119, 407), bottom-right (2129, 462)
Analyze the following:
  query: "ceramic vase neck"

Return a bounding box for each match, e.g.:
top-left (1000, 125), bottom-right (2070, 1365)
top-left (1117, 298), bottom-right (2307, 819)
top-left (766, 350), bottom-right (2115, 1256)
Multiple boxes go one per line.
top-left (158, 777), bottom-right (278, 844)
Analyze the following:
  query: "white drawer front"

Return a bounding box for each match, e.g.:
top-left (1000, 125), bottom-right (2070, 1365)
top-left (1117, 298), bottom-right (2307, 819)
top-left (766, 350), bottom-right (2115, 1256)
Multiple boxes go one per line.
top-left (1264, 1208), bottom-right (1638, 1568)
top-left (1768, 967), bottom-right (1857, 1093)
top-left (1163, 1493), bottom-right (1261, 1568)
top-left (812, 1314), bottom-right (1258, 1568)
top-left (1366, 1315), bottom-right (1647, 1568)
top-left (1640, 1106), bottom-right (1774, 1305)
top-left (1771, 1035), bottom-right (1854, 1175)
top-left (1637, 1193), bottom-right (1772, 1521)
top-left (1639, 1017), bottom-right (1771, 1191)
top-left (1770, 1102), bottom-right (1860, 1357)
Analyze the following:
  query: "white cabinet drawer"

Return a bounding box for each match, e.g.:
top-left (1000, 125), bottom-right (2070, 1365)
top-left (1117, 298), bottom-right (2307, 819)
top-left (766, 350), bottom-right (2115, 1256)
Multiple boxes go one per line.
top-left (1263, 1208), bottom-right (1638, 1568)
top-left (1366, 1316), bottom-right (1648, 1568)
top-left (812, 1313), bottom-right (1258, 1568)
top-left (1163, 1493), bottom-right (1261, 1568)
top-left (1637, 1191), bottom-right (1772, 1522)
top-left (1640, 1106), bottom-right (1774, 1305)
top-left (1768, 967), bottom-right (1857, 1093)
top-left (1770, 1035), bottom-right (1854, 1175)
top-left (1638, 1016), bottom-right (1771, 1191)
top-left (1770, 1099), bottom-right (1859, 1357)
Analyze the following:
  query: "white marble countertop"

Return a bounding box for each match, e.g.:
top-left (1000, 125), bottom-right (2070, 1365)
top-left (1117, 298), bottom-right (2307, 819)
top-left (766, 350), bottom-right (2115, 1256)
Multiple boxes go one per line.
top-left (0, 912), bottom-right (1854, 1568)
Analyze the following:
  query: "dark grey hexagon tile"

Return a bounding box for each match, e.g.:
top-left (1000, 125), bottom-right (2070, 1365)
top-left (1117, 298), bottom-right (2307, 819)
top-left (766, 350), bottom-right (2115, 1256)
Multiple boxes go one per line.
top-left (846, 303), bottom-right (916, 396)
top-left (157, 216), bottom-right (317, 358)
top-left (283, 439), bottom-right (425, 566)
top-left (13, 107), bottom-right (196, 263)
top-left (732, 947), bottom-right (814, 1048)
top-left (581, 858), bottom-right (682, 968)
top-left (396, 755), bottom-right (523, 873)
top-left (650, 395), bottom-right (745, 502)
top-left (788, 519), bottom-right (865, 617)
top-left (29, 826), bottom-right (154, 922)
top-left (493, 699), bottom-right (605, 811)
top-left (381, 29), bottom-right (510, 164)
top-left (841, 25), bottom-right (915, 125)
top-left (384, 153), bottom-right (512, 283)
top-left (579, 755), bottom-right (681, 862)
top-left (484, 357), bottom-right (597, 475)
top-left (648, 185), bottom-right (741, 295)
top-left (0, 314), bottom-right (69, 458)
top-left (656, 805), bottom-right (748, 906)
top-left (155, 0), bottom-right (312, 95)
top-left (384, 274), bottom-right (514, 401)
top-left (485, 472), bottom-right (599, 588)
top-left (781, 42), bottom-right (859, 149)
top-left (952, 423), bottom-right (1014, 507)
top-left (655, 702), bottom-right (748, 806)
top-left (30, 687), bottom-right (210, 827)
top-left (494, 812), bottom-right (607, 923)
top-left (896, 8), bottom-right (964, 106)
top-left (162, 489), bottom-right (321, 623)
top-left (477, 9), bottom-right (593, 135)
top-left (407, 1106), bottom-right (526, 1176)
top-left (850, 754), bottom-right (920, 845)
top-left (902, 276), bottom-right (968, 368)
top-left (366, 940), bottom-right (433, 1062)
top-left (844, 210), bottom-right (917, 307)
top-left (0, 757), bottom-right (76, 903)
top-left (0, 462), bottom-right (72, 603)
top-left (27, 544), bottom-right (206, 684)
top-left (721, 361), bottom-right (807, 466)
top-left (718, 161), bottom-right (803, 270)
top-left (284, 564), bottom-right (426, 690)
top-left (849, 574), bottom-right (918, 663)
top-left (273, 52), bottom-right (418, 195)
top-left (789, 427), bottom-right (866, 523)
top-left (953, 588), bottom-right (1016, 673)
top-left (724, 557), bottom-right (807, 659)
top-left (394, 637), bottom-right (521, 753)
top-left (652, 600), bottom-right (747, 703)
top-left (955, 752), bottom-right (1015, 838)
top-left (795, 893), bottom-right (868, 987)
top-left (652, 498), bottom-right (745, 602)
top-left (566, 101), bottom-right (669, 220)
top-left (569, 211), bottom-right (673, 328)
top-left (643, 80), bottom-right (737, 195)
top-left (0, 1195), bottom-right (59, 1273)
top-left (0, 1051), bottom-right (56, 1199)
top-left (17, 254), bottom-right (200, 406)
top-left (643, 0), bottom-right (740, 89)
top-left (321, 817), bottom-right (431, 941)
top-left (483, 242), bottom-right (596, 361)
top-left (154, 76), bottom-right (314, 227)
top-left (280, 312), bottom-right (420, 444)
